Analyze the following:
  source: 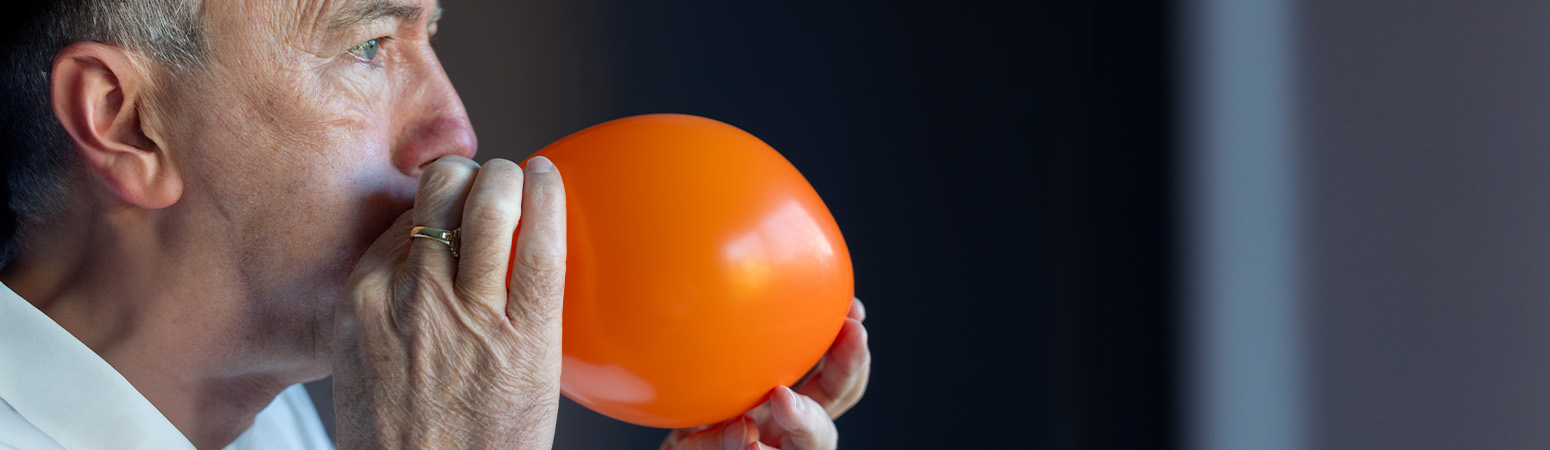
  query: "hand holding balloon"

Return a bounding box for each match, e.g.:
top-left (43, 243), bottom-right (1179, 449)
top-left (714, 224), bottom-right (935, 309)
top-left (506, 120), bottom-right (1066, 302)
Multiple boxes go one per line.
top-left (659, 298), bottom-right (870, 450)
top-left (513, 114), bottom-right (861, 430)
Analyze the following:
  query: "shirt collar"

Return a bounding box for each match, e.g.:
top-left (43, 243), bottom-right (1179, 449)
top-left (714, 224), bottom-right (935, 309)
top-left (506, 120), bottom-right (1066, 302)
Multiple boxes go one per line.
top-left (0, 282), bottom-right (195, 450)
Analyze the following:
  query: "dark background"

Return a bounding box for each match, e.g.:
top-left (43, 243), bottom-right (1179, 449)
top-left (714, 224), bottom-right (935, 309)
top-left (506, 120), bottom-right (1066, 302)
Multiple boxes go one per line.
top-left (317, 1), bottom-right (1176, 449)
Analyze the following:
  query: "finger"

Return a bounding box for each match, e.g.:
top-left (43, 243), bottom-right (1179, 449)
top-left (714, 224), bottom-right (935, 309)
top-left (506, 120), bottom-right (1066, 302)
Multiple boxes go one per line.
top-left (661, 423), bottom-right (716, 449)
top-left (408, 156), bottom-right (480, 275)
top-left (752, 400), bottom-right (786, 447)
top-left (769, 386), bottom-right (837, 450)
top-left (745, 402), bottom-right (773, 434)
top-left (455, 158), bottom-right (525, 309)
top-left (800, 318), bottom-right (870, 418)
top-left (506, 156), bottom-right (567, 327)
top-left (847, 297), bottom-right (866, 322)
top-left (662, 415), bottom-right (759, 450)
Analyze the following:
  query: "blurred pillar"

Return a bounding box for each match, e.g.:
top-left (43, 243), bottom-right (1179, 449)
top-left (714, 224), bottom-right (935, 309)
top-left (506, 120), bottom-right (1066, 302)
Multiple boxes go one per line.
top-left (1179, 0), bottom-right (1305, 449)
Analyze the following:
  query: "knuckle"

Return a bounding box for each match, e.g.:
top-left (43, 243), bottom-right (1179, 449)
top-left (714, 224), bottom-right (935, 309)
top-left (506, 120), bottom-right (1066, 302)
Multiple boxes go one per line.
top-left (394, 269), bottom-right (456, 320)
top-left (459, 257), bottom-right (507, 292)
top-left (514, 244), bottom-right (566, 276)
top-left (338, 287), bottom-right (376, 324)
top-left (509, 254), bottom-right (565, 322)
top-left (484, 157), bottom-right (523, 177)
top-left (420, 157), bottom-right (478, 189)
top-left (785, 426), bottom-right (814, 439)
top-left (462, 163), bottom-right (524, 227)
top-left (479, 158), bottom-right (526, 192)
top-left (462, 198), bottom-right (515, 230)
top-left (342, 265), bottom-right (393, 312)
top-left (401, 255), bottom-right (454, 292)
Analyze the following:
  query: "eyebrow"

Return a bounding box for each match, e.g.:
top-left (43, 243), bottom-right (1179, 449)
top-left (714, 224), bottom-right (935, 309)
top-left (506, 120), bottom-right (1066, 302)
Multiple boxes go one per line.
top-left (327, 0), bottom-right (432, 32)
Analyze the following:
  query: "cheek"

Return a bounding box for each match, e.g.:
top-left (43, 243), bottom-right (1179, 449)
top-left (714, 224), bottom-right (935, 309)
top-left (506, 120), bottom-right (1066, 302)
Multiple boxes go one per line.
top-left (222, 125), bottom-right (414, 298)
top-left (254, 118), bottom-right (406, 249)
top-left (237, 70), bottom-right (398, 199)
top-left (184, 74), bottom-right (415, 289)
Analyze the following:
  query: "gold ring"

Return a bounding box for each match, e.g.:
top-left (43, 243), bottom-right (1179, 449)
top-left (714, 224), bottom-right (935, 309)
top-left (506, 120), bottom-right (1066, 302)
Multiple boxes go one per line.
top-left (410, 226), bottom-right (460, 258)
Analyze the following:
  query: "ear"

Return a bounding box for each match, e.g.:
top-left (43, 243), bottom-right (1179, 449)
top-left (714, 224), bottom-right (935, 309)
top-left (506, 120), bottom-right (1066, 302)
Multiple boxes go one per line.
top-left (50, 42), bottom-right (182, 209)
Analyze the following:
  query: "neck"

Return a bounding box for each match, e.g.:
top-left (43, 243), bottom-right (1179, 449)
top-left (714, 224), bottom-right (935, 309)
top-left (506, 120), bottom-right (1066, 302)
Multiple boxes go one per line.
top-left (0, 204), bottom-right (326, 449)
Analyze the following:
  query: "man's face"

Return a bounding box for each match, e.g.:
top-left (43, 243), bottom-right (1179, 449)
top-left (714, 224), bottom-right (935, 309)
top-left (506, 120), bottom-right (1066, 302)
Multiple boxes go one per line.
top-left (151, 0), bottom-right (473, 373)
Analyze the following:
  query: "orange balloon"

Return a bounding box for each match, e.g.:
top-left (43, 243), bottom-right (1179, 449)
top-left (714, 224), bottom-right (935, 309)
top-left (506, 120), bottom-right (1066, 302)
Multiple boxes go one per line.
top-left (513, 114), bottom-right (854, 429)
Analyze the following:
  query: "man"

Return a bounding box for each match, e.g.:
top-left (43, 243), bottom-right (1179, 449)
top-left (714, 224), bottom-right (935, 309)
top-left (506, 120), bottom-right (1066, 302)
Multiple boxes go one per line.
top-left (0, 0), bottom-right (871, 449)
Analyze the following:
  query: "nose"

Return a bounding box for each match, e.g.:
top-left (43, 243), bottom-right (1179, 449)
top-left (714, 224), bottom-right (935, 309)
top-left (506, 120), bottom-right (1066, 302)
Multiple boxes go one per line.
top-left (393, 113), bottom-right (477, 177)
top-left (392, 47), bottom-right (479, 177)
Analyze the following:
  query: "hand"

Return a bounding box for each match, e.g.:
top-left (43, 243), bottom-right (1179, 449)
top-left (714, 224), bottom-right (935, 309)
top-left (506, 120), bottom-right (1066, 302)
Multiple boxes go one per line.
top-left (661, 298), bottom-right (871, 450)
top-left (331, 156), bottom-right (567, 449)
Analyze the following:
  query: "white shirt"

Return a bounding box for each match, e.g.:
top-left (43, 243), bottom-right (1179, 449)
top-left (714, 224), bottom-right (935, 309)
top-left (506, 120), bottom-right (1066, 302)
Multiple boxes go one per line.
top-left (0, 282), bottom-right (333, 450)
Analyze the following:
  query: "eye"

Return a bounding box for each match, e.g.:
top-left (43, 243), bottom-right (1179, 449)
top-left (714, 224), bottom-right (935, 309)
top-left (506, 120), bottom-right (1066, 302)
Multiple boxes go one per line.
top-left (346, 38), bottom-right (383, 62)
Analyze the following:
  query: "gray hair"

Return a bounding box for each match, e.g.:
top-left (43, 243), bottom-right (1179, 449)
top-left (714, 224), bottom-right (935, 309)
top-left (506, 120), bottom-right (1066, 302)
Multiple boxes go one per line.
top-left (0, 0), bottom-right (205, 268)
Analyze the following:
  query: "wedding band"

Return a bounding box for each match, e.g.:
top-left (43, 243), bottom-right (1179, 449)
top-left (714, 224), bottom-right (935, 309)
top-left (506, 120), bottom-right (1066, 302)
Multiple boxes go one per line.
top-left (410, 226), bottom-right (460, 258)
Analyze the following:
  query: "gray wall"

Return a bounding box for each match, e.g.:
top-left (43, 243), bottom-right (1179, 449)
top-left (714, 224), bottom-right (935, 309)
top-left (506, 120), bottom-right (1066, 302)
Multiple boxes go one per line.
top-left (1304, 1), bottom-right (1550, 448)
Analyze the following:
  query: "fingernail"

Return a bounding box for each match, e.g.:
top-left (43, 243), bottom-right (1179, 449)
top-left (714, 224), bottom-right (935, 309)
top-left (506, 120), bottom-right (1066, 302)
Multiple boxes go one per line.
top-left (770, 387), bottom-right (805, 433)
top-left (527, 156), bottom-right (554, 173)
top-left (851, 297), bottom-right (867, 322)
top-left (779, 385), bottom-right (804, 414)
top-left (721, 416), bottom-right (750, 450)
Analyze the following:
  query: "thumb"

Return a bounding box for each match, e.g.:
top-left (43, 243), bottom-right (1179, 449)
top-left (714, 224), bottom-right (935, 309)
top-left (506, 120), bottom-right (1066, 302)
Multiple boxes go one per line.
top-left (667, 416), bottom-right (760, 450)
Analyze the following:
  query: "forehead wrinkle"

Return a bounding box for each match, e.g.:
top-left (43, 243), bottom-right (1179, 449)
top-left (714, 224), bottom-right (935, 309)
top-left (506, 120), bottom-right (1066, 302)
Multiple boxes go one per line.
top-left (326, 0), bottom-right (424, 32)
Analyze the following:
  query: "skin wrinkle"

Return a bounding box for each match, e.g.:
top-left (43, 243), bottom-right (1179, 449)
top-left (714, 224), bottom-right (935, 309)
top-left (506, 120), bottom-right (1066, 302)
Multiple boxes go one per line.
top-left (328, 0), bottom-right (423, 32)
